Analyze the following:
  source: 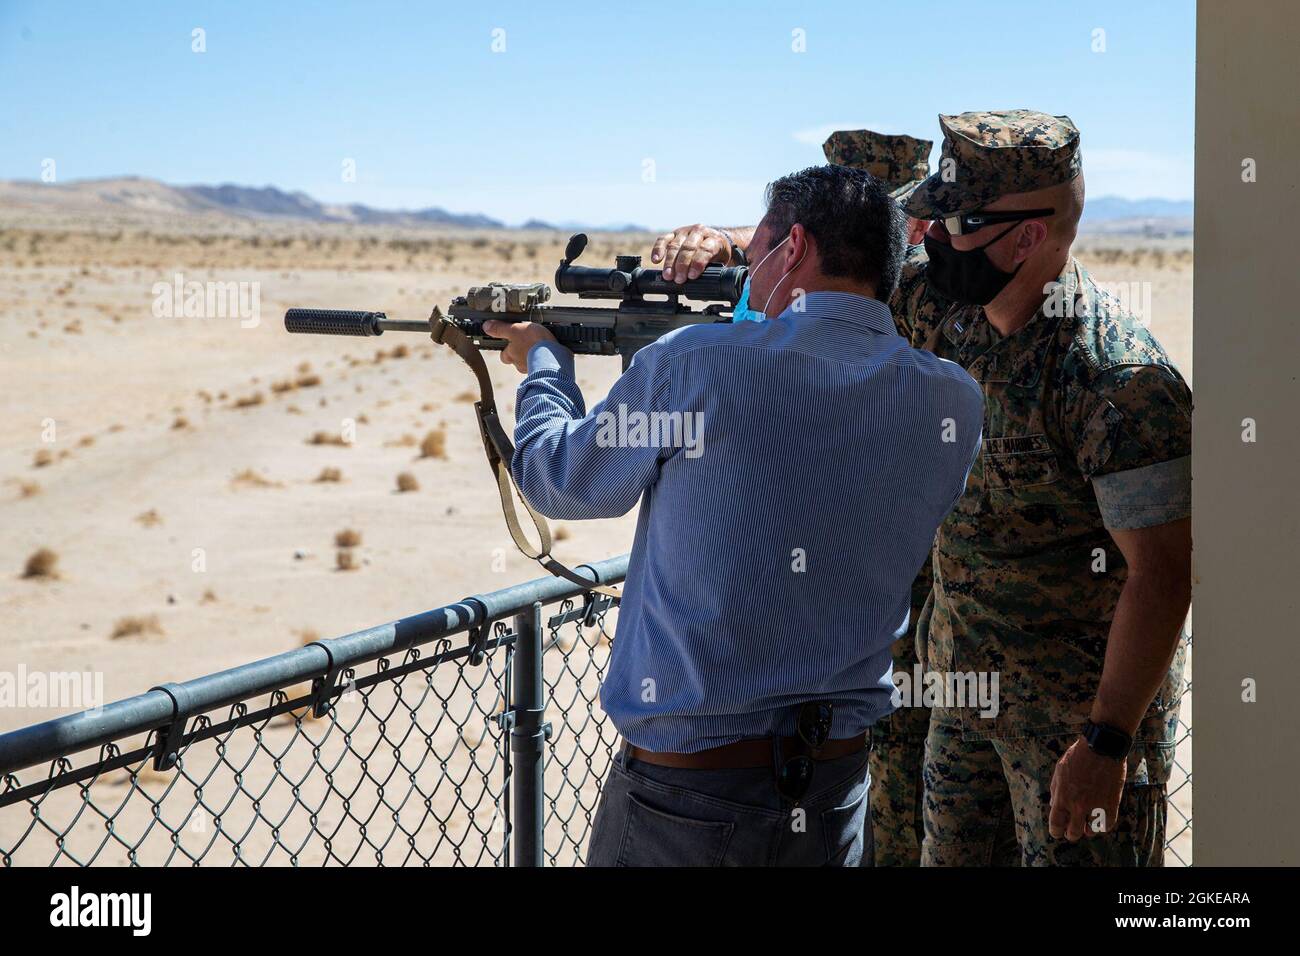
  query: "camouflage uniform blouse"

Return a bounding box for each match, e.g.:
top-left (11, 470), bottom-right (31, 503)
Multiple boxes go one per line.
top-left (890, 247), bottom-right (1191, 740)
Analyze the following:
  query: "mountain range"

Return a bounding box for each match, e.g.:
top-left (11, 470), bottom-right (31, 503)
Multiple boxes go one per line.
top-left (0, 176), bottom-right (1192, 234)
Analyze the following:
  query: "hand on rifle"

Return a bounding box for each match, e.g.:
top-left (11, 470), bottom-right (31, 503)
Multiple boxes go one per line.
top-left (651, 224), bottom-right (736, 283)
top-left (481, 320), bottom-right (558, 374)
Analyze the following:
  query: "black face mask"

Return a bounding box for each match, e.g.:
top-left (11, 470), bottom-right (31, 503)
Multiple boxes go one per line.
top-left (923, 223), bottom-right (1022, 306)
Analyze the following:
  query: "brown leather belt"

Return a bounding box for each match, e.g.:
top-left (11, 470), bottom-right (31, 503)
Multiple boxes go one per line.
top-left (623, 732), bottom-right (869, 770)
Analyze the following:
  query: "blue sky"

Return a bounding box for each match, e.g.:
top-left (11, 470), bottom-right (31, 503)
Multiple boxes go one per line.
top-left (0, 0), bottom-right (1195, 228)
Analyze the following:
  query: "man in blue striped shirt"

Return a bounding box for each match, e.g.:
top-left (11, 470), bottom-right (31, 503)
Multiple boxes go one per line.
top-left (484, 165), bottom-right (982, 866)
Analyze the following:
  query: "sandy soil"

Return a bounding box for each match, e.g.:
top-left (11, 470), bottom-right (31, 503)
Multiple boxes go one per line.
top-left (0, 217), bottom-right (1192, 865)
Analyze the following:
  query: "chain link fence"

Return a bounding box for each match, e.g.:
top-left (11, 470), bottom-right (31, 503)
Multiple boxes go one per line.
top-left (1165, 635), bottom-right (1193, 866)
top-left (0, 557), bottom-right (1191, 866)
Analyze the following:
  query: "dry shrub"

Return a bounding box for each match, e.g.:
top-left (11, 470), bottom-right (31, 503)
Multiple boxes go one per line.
top-left (335, 548), bottom-right (357, 571)
top-left (279, 682), bottom-right (317, 722)
top-left (453, 390), bottom-right (477, 403)
top-left (419, 427), bottom-right (447, 459)
top-left (295, 373), bottom-right (322, 388)
top-left (231, 468), bottom-right (280, 488)
top-left (396, 471), bottom-right (419, 493)
top-left (33, 449), bottom-right (53, 468)
top-left (314, 466), bottom-right (343, 483)
top-left (270, 379), bottom-right (296, 394)
top-left (22, 547), bottom-right (60, 579)
top-left (135, 508), bottom-right (163, 527)
top-left (307, 431), bottom-right (349, 446)
top-left (171, 416), bottom-right (189, 430)
top-left (297, 362), bottom-right (313, 374)
top-left (78, 435), bottom-right (95, 447)
top-left (233, 392), bottom-right (264, 408)
top-left (334, 528), bottom-right (362, 548)
top-left (459, 722), bottom-right (490, 748)
top-left (200, 589), bottom-right (218, 604)
top-left (553, 525), bottom-right (571, 542)
top-left (17, 480), bottom-right (41, 498)
top-left (110, 615), bottom-right (164, 640)
top-left (385, 433), bottom-right (416, 448)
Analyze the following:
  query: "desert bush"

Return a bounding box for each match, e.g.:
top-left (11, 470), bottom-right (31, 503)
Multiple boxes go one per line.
top-left (22, 547), bottom-right (60, 579)
top-left (419, 427), bottom-right (447, 459)
top-left (110, 615), bottom-right (164, 640)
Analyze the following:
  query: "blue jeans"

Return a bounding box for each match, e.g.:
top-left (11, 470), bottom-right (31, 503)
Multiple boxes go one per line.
top-left (585, 746), bottom-right (873, 867)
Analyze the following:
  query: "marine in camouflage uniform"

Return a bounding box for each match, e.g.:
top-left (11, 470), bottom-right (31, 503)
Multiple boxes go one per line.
top-left (887, 111), bottom-right (1191, 866)
top-left (824, 129), bottom-right (946, 867)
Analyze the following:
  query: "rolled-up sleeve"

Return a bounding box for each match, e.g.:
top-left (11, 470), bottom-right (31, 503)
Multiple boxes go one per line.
top-left (1071, 364), bottom-right (1193, 530)
top-left (1093, 454), bottom-right (1191, 530)
top-left (511, 341), bottom-right (675, 520)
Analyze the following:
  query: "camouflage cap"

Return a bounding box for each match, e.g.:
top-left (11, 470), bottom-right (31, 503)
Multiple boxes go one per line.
top-left (823, 129), bottom-right (932, 201)
top-left (901, 110), bottom-right (1082, 219)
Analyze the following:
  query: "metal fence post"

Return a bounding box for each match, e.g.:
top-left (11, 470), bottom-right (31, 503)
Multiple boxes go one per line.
top-left (510, 602), bottom-right (548, 866)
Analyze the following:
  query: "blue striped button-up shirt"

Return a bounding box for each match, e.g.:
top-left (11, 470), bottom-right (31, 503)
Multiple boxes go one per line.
top-left (513, 291), bottom-right (983, 752)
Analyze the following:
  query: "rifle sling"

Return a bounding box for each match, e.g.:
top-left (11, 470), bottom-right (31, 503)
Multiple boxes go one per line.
top-left (431, 318), bottom-right (622, 599)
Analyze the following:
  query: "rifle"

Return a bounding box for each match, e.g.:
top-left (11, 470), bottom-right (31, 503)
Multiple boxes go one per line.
top-left (284, 233), bottom-right (745, 371)
top-left (284, 233), bottom-right (746, 596)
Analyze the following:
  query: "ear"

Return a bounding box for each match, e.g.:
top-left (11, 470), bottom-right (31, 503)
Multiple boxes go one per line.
top-left (1013, 220), bottom-right (1050, 265)
top-left (788, 223), bottom-right (811, 267)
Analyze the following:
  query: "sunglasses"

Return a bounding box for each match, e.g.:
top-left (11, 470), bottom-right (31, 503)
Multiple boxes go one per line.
top-left (940, 207), bottom-right (1055, 237)
top-left (775, 701), bottom-right (835, 804)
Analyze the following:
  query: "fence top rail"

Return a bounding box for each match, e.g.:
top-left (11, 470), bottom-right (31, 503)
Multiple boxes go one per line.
top-left (0, 554), bottom-right (629, 778)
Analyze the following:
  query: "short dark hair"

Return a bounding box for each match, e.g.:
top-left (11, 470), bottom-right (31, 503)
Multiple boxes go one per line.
top-left (762, 165), bottom-right (905, 300)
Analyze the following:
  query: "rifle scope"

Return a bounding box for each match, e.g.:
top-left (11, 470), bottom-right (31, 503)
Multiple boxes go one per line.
top-left (554, 233), bottom-right (746, 305)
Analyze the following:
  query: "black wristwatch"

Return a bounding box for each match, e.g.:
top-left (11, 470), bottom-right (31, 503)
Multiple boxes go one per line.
top-left (1081, 719), bottom-right (1133, 760)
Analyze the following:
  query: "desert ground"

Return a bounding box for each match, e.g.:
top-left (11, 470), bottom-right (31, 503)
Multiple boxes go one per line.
top-left (0, 210), bottom-right (1192, 864)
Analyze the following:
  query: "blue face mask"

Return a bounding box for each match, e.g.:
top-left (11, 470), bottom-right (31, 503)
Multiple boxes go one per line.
top-left (731, 280), bottom-right (764, 323)
top-left (729, 235), bottom-right (796, 323)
